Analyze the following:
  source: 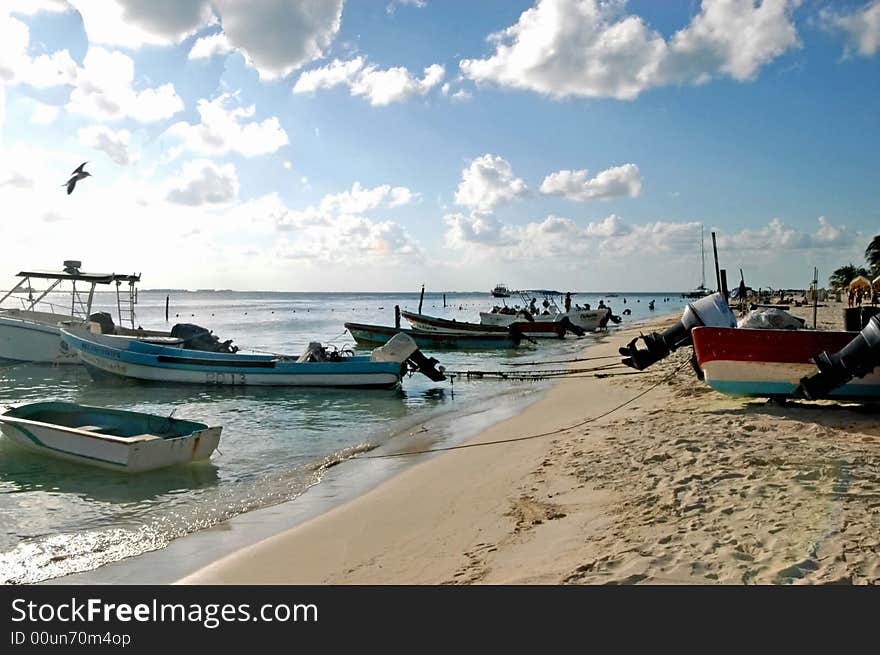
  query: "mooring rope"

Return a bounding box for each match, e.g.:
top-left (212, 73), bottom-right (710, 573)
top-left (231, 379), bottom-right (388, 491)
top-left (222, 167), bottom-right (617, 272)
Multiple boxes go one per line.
top-left (507, 354), bottom-right (620, 367)
top-left (444, 361), bottom-right (625, 380)
top-left (358, 359), bottom-right (688, 459)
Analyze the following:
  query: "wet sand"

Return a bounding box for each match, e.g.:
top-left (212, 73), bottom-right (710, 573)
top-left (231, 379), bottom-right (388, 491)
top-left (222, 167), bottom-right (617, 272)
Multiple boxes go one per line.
top-left (183, 300), bottom-right (880, 584)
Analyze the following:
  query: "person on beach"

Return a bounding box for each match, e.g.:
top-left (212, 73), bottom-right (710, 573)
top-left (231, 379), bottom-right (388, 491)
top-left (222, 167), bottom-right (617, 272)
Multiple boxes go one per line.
top-left (564, 292), bottom-right (572, 312)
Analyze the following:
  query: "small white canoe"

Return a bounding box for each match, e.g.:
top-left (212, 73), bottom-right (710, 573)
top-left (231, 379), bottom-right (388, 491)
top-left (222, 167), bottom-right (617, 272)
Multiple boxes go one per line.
top-left (0, 402), bottom-right (221, 473)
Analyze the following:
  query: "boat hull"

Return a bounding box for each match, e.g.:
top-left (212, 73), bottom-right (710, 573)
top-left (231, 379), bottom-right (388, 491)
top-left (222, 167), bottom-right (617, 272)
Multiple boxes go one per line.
top-left (401, 311), bottom-right (565, 339)
top-left (345, 322), bottom-right (520, 349)
top-left (692, 326), bottom-right (880, 400)
top-left (0, 314), bottom-right (80, 365)
top-left (62, 328), bottom-right (404, 389)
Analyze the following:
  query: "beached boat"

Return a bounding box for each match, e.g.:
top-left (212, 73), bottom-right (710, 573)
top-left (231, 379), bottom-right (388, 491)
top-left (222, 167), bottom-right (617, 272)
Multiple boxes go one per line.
top-left (0, 402), bottom-right (221, 473)
top-left (400, 310), bottom-right (581, 338)
top-left (691, 326), bottom-right (880, 400)
top-left (0, 260), bottom-right (168, 365)
top-left (60, 327), bottom-right (446, 388)
top-left (491, 283), bottom-right (512, 298)
top-left (345, 322), bottom-right (522, 349)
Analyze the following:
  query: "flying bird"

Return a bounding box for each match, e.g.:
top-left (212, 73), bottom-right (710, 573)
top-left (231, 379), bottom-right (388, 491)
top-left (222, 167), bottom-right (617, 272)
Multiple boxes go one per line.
top-left (64, 162), bottom-right (91, 195)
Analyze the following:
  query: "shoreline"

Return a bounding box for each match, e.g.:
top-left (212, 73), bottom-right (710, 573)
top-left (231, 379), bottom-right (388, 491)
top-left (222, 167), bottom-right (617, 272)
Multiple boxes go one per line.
top-left (183, 302), bottom-right (880, 585)
top-left (180, 314), bottom-right (680, 584)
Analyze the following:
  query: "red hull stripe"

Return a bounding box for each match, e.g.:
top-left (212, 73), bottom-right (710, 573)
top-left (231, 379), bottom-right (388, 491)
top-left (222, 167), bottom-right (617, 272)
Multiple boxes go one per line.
top-left (692, 327), bottom-right (857, 365)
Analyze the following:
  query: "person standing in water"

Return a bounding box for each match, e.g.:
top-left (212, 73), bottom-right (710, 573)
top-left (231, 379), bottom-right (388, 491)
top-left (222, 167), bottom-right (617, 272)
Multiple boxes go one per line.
top-left (564, 292), bottom-right (572, 312)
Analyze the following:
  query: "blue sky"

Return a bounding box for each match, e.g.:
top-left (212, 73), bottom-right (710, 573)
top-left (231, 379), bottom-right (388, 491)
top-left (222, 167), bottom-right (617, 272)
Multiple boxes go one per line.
top-left (0, 0), bottom-right (877, 291)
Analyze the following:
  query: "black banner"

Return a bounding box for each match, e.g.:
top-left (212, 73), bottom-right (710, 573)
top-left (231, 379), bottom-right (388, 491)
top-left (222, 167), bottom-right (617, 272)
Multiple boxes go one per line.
top-left (0, 584), bottom-right (874, 650)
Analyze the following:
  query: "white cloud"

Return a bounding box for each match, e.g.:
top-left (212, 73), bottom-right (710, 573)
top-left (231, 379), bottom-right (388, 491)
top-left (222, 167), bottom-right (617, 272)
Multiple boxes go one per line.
top-left (67, 0), bottom-right (344, 79)
top-left (451, 89), bottom-right (472, 102)
top-left (67, 0), bottom-right (214, 48)
top-left (0, 12), bottom-right (78, 88)
top-left (540, 164), bottom-right (642, 201)
top-left (211, 0), bottom-right (344, 80)
top-left (163, 92), bottom-right (288, 158)
top-left (166, 159), bottom-right (239, 206)
top-left (292, 57), bottom-right (365, 93)
top-left (387, 0), bottom-right (427, 15)
top-left (822, 1), bottom-right (880, 58)
top-left (5, 1), bottom-right (71, 16)
top-left (294, 58), bottom-right (445, 106)
top-left (584, 214), bottom-right (631, 237)
top-left (319, 181), bottom-right (419, 214)
top-left (717, 216), bottom-right (855, 251)
top-left (66, 47), bottom-right (183, 122)
top-left (283, 160), bottom-right (292, 169)
top-left (233, 186), bottom-right (423, 265)
top-left (454, 154), bottom-right (527, 211)
top-left (77, 125), bottom-right (134, 165)
top-left (30, 102), bottom-right (61, 125)
top-left (459, 0), bottom-right (801, 100)
top-left (188, 31), bottom-right (234, 60)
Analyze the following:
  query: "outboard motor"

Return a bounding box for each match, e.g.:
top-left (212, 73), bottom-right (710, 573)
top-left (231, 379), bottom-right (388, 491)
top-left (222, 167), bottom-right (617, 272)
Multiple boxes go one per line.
top-left (795, 315), bottom-right (880, 400)
top-left (558, 316), bottom-right (585, 337)
top-left (171, 323), bottom-right (238, 353)
top-left (370, 333), bottom-right (446, 382)
top-left (619, 292), bottom-right (736, 370)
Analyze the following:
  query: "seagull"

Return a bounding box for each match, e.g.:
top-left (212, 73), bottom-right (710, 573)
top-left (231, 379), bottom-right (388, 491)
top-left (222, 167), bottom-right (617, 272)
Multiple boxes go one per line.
top-left (63, 162), bottom-right (91, 195)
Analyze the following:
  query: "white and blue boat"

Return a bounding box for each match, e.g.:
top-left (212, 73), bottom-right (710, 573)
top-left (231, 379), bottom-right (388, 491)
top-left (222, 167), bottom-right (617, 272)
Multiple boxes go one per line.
top-left (0, 402), bottom-right (221, 473)
top-left (60, 326), bottom-right (445, 389)
top-left (344, 321), bottom-right (524, 350)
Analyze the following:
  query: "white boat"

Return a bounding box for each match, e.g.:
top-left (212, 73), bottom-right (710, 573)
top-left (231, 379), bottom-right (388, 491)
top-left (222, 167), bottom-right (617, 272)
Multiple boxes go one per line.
top-left (0, 260), bottom-right (167, 365)
top-left (60, 327), bottom-right (446, 388)
top-left (481, 291), bottom-right (610, 331)
top-left (0, 401), bottom-right (221, 473)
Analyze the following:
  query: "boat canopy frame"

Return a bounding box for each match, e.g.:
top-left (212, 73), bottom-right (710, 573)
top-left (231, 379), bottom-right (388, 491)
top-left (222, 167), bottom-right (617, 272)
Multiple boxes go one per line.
top-left (0, 264), bottom-right (142, 329)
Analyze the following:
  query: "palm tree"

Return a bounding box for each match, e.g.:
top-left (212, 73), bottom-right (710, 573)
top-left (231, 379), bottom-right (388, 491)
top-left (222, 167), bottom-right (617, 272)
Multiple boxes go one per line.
top-left (866, 234), bottom-right (880, 278)
top-left (829, 264), bottom-right (869, 290)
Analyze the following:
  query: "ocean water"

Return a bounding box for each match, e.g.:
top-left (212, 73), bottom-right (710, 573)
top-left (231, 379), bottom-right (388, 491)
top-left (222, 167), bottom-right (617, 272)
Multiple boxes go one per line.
top-left (0, 290), bottom-right (688, 583)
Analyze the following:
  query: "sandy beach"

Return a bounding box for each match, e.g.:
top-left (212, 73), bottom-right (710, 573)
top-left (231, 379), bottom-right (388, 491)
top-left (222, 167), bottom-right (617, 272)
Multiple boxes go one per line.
top-left (182, 300), bottom-right (880, 585)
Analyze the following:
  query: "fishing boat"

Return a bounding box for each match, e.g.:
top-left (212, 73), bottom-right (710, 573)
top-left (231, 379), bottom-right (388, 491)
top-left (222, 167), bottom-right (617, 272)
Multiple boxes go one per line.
top-left (0, 260), bottom-right (167, 365)
top-left (400, 310), bottom-right (582, 338)
top-left (60, 327), bottom-right (446, 388)
top-left (480, 290), bottom-right (609, 331)
top-left (491, 283), bottom-right (512, 298)
top-left (0, 401), bottom-right (221, 473)
top-left (691, 326), bottom-right (880, 400)
top-left (345, 322), bottom-right (523, 349)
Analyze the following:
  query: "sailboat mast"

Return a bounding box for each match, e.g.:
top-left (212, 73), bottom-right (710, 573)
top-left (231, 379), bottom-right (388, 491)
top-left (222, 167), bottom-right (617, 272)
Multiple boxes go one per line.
top-left (700, 224), bottom-right (706, 288)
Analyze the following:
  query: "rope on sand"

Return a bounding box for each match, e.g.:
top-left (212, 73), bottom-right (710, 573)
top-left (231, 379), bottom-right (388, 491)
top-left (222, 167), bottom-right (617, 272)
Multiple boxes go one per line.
top-left (444, 362), bottom-right (625, 380)
top-left (359, 359), bottom-right (689, 459)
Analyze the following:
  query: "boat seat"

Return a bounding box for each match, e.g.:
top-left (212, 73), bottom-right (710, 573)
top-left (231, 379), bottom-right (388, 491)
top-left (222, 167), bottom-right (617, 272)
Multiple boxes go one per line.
top-left (120, 434), bottom-right (160, 442)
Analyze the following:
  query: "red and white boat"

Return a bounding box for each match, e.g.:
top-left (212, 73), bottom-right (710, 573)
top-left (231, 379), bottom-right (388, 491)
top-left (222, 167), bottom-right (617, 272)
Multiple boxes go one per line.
top-left (691, 326), bottom-right (880, 400)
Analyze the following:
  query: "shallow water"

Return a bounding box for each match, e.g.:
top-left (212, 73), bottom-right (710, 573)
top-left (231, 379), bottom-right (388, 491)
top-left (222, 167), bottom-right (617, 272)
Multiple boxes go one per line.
top-left (0, 290), bottom-right (687, 583)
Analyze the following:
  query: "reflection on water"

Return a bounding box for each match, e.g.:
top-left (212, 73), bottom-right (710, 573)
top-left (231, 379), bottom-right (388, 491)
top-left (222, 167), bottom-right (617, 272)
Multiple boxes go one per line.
top-left (0, 291), bottom-right (687, 583)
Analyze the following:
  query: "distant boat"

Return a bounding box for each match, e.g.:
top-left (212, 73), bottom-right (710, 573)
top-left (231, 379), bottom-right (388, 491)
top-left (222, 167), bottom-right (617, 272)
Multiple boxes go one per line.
top-left (345, 322), bottom-right (523, 349)
top-left (0, 401), bottom-right (221, 473)
top-left (691, 326), bottom-right (880, 400)
top-left (491, 283), bottom-right (511, 298)
top-left (482, 290), bottom-right (611, 331)
top-left (60, 327), bottom-right (446, 388)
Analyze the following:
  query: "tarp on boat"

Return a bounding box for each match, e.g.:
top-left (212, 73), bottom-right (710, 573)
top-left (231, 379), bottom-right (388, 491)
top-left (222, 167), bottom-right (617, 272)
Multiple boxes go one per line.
top-left (737, 307), bottom-right (805, 330)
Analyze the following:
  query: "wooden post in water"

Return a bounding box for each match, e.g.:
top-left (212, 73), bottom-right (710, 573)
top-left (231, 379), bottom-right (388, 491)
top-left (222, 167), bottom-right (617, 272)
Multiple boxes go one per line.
top-left (813, 267), bottom-right (819, 329)
top-left (711, 231), bottom-right (721, 293)
top-left (418, 284), bottom-right (425, 314)
top-left (443, 293), bottom-right (446, 308)
top-left (720, 269), bottom-right (729, 303)
top-left (395, 305), bottom-right (400, 328)
top-left (165, 295), bottom-right (169, 323)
